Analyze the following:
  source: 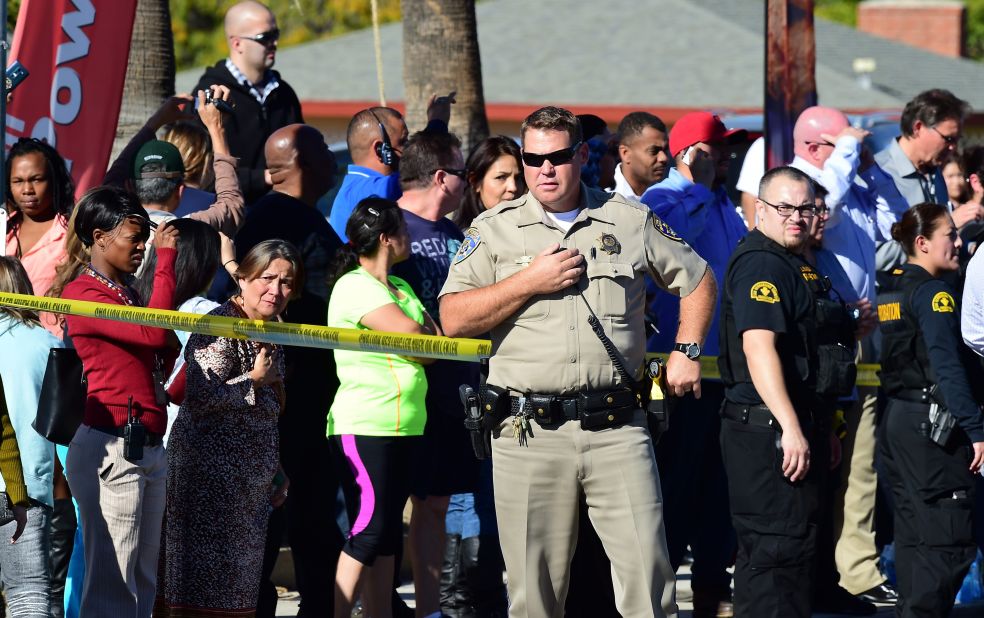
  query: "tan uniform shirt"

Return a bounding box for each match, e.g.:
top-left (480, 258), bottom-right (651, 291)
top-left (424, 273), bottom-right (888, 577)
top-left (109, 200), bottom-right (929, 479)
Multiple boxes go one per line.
top-left (439, 184), bottom-right (708, 394)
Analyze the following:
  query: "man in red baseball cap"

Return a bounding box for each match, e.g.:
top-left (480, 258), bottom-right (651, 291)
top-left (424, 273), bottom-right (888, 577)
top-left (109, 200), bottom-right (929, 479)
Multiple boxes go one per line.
top-left (668, 112), bottom-right (747, 190)
top-left (640, 111), bottom-right (748, 618)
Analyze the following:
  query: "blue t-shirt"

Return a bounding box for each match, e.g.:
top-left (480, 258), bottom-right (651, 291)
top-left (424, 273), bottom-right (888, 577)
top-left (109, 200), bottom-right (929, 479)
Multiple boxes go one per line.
top-left (392, 209), bottom-right (477, 417)
top-left (328, 165), bottom-right (402, 242)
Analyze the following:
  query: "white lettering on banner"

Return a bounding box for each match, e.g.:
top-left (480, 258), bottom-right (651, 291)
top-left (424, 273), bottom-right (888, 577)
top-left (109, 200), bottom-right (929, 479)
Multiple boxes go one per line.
top-left (4, 0), bottom-right (97, 150)
top-left (5, 114), bottom-right (24, 147)
top-left (51, 0), bottom-right (95, 126)
top-left (56, 0), bottom-right (95, 64)
top-left (51, 67), bottom-right (82, 124)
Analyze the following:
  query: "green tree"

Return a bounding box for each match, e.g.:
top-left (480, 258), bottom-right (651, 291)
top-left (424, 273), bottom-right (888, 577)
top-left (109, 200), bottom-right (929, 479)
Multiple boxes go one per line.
top-left (816, 0), bottom-right (984, 61)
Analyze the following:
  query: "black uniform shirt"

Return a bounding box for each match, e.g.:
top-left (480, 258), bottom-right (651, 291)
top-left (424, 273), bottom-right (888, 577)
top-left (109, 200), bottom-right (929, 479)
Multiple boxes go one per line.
top-left (905, 267), bottom-right (984, 442)
top-left (725, 248), bottom-right (814, 405)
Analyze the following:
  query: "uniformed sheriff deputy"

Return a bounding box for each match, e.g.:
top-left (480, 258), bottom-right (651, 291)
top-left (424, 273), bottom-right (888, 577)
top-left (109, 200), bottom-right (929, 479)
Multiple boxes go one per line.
top-left (877, 202), bottom-right (984, 617)
top-left (718, 166), bottom-right (859, 618)
top-left (439, 106), bottom-right (716, 618)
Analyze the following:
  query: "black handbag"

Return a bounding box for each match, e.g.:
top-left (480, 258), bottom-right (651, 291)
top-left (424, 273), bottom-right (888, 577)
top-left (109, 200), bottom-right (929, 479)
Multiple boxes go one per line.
top-left (33, 348), bottom-right (87, 445)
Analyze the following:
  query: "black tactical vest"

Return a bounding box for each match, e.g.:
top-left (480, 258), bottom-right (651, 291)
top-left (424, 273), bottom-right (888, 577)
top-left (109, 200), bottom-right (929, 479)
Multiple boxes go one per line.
top-left (877, 266), bottom-right (936, 395)
top-left (719, 231), bottom-right (856, 403)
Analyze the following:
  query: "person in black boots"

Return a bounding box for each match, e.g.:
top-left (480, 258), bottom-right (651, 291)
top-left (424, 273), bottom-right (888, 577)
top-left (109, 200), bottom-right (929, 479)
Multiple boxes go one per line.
top-left (719, 167), bottom-right (857, 617)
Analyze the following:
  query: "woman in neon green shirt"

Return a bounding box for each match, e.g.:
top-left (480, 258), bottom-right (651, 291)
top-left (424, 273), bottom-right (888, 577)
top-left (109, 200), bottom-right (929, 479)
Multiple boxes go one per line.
top-left (327, 198), bottom-right (440, 618)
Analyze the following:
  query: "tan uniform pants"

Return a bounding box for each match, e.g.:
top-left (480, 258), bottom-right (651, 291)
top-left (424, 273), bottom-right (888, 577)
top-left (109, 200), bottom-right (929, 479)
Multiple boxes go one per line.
top-left (66, 425), bottom-right (167, 618)
top-left (491, 410), bottom-right (677, 618)
top-left (833, 383), bottom-right (884, 594)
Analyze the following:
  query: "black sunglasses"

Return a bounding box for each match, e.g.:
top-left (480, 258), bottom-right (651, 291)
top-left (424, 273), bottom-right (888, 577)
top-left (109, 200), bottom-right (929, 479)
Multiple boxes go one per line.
top-left (931, 125), bottom-right (960, 145)
top-left (239, 28), bottom-right (280, 47)
top-left (436, 168), bottom-right (468, 179)
top-left (521, 142), bottom-right (582, 168)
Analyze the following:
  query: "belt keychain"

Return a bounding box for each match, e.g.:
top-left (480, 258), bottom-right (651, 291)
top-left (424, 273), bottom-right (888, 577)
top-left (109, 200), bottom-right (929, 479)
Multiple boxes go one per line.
top-left (511, 393), bottom-right (533, 446)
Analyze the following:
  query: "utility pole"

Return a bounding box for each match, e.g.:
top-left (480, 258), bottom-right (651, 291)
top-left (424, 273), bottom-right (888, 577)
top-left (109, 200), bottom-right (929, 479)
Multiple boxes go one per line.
top-left (765, 0), bottom-right (818, 168)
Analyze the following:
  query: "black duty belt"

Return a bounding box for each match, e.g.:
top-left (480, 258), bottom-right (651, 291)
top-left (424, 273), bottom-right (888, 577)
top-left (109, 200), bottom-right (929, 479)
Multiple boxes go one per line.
top-left (722, 402), bottom-right (781, 430)
top-left (510, 394), bottom-right (582, 422)
top-left (507, 388), bottom-right (640, 428)
top-left (891, 388), bottom-right (936, 404)
top-left (91, 425), bottom-right (164, 447)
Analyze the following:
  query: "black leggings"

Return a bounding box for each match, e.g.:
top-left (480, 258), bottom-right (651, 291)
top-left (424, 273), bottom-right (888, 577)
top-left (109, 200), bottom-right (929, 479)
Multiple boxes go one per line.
top-left (332, 434), bottom-right (419, 565)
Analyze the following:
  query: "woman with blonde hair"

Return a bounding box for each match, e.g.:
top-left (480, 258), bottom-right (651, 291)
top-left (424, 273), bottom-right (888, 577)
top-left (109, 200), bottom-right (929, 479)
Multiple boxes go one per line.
top-left (162, 121), bottom-right (219, 217)
top-left (0, 257), bottom-right (58, 615)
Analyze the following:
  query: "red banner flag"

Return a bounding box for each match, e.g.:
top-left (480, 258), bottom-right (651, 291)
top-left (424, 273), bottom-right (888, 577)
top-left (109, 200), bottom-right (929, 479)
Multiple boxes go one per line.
top-left (5, 0), bottom-right (137, 196)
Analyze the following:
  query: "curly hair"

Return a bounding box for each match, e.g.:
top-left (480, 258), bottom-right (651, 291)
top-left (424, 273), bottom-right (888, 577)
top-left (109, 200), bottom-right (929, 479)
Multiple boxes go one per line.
top-left (6, 137), bottom-right (76, 220)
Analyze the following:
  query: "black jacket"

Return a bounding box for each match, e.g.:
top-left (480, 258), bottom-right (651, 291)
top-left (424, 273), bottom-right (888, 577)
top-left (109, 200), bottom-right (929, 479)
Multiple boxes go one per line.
top-left (193, 61), bottom-right (303, 204)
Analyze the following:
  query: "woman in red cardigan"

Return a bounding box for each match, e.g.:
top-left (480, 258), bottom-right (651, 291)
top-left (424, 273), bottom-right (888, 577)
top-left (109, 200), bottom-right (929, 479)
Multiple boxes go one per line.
top-left (62, 186), bottom-right (179, 617)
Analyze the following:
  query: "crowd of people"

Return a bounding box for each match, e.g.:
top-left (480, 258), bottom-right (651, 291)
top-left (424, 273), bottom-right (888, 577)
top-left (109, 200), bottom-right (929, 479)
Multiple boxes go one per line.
top-left (2, 2), bottom-right (984, 618)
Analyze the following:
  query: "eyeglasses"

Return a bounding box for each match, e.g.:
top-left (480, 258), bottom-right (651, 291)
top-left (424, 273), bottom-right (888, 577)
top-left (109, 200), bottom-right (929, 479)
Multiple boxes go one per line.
top-left (435, 168), bottom-right (468, 179)
top-left (931, 125), bottom-right (960, 145)
top-left (521, 142), bottom-right (582, 168)
top-left (759, 198), bottom-right (817, 218)
top-left (237, 28), bottom-right (280, 47)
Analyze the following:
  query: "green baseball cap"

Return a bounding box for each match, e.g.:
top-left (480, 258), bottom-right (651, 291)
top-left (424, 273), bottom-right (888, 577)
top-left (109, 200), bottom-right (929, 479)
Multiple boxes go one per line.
top-left (133, 140), bottom-right (185, 180)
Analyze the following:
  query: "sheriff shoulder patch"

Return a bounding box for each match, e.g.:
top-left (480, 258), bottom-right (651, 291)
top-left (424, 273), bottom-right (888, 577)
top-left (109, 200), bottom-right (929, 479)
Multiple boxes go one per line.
top-left (932, 291), bottom-right (955, 313)
top-left (750, 281), bottom-right (780, 304)
top-left (651, 214), bottom-right (682, 242)
top-left (453, 227), bottom-right (481, 264)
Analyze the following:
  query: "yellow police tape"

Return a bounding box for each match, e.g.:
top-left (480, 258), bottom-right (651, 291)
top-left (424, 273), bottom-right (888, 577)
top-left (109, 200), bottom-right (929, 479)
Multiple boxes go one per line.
top-left (0, 292), bottom-right (883, 386)
top-left (645, 353), bottom-right (882, 388)
top-left (0, 292), bottom-right (492, 363)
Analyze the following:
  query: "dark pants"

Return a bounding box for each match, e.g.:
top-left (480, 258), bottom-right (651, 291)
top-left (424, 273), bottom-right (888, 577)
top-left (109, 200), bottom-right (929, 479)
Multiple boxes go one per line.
top-left (256, 342), bottom-right (344, 618)
top-left (879, 399), bottom-right (975, 618)
top-left (656, 382), bottom-right (735, 601)
top-left (721, 411), bottom-right (820, 618)
top-left (49, 498), bottom-right (76, 618)
top-left (812, 408), bottom-right (842, 599)
top-left (285, 436), bottom-right (344, 616)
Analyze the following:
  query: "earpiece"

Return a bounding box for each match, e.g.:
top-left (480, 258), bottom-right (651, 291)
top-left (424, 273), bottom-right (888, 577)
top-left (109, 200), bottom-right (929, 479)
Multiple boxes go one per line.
top-left (368, 109), bottom-right (396, 167)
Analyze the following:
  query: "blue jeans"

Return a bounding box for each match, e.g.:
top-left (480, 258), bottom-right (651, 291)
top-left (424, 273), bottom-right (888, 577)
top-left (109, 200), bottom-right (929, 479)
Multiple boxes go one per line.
top-left (0, 501), bottom-right (52, 617)
top-left (445, 459), bottom-right (498, 539)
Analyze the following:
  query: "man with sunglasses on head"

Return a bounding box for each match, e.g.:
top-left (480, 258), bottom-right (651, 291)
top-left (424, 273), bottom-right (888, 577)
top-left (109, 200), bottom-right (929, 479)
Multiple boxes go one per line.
top-left (719, 166), bottom-right (859, 618)
top-left (440, 106), bottom-right (717, 618)
top-left (193, 0), bottom-right (303, 204)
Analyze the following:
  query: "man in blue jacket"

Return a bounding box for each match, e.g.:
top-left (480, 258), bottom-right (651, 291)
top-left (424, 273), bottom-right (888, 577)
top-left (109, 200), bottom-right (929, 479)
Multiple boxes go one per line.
top-left (641, 111), bottom-right (747, 618)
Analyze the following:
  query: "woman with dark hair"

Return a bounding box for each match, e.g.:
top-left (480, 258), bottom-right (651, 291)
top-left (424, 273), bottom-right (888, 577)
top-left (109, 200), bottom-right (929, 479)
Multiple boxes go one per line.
top-left (327, 197), bottom-right (439, 618)
top-left (4, 138), bottom-right (76, 298)
top-left (877, 202), bottom-right (984, 616)
top-left (61, 185), bottom-right (179, 617)
top-left (163, 239), bottom-right (302, 616)
top-left (133, 218), bottom-right (222, 441)
top-left (452, 136), bottom-right (525, 230)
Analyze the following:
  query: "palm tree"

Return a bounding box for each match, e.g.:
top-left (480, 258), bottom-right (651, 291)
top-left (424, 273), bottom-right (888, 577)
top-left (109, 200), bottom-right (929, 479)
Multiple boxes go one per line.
top-left (402, 0), bottom-right (489, 154)
top-left (110, 0), bottom-right (175, 160)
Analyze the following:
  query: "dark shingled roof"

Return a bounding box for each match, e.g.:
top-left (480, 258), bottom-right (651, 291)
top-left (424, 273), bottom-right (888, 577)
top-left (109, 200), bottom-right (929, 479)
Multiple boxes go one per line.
top-left (178, 0), bottom-right (984, 111)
